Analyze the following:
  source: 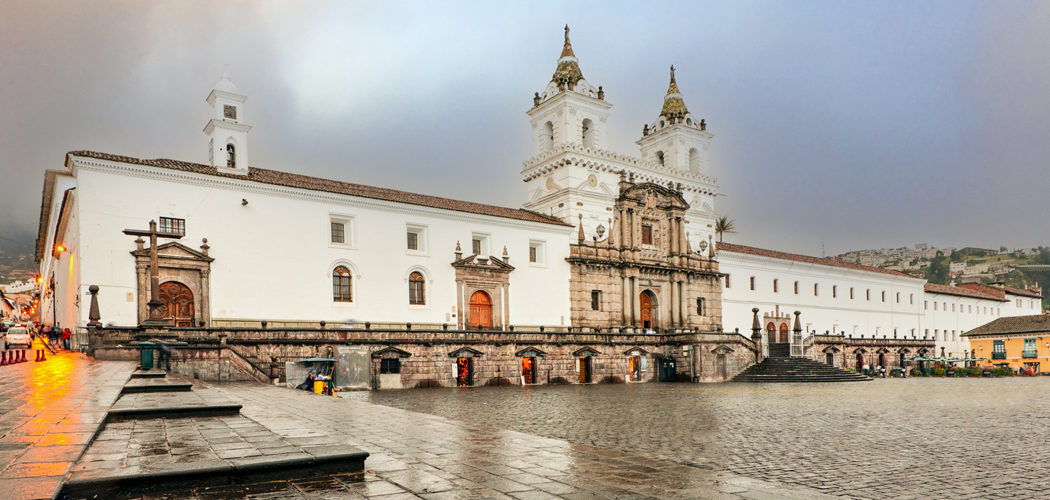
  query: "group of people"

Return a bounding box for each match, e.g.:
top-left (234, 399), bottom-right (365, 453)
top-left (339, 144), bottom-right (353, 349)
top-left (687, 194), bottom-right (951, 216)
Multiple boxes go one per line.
top-left (860, 363), bottom-right (890, 378)
top-left (37, 325), bottom-right (72, 350)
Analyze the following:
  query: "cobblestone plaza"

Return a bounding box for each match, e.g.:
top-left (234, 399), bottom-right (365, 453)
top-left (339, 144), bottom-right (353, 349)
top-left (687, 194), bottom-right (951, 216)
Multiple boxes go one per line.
top-left (343, 379), bottom-right (1050, 499)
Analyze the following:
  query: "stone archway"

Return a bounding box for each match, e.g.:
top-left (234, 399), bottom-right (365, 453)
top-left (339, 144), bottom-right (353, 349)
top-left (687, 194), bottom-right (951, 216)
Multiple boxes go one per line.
top-left (469, 291), bottom-right (492, 330)
top-left (640, 291), bottom-right (657, 330)
top-left (159, 281), bottom-right (194, 327)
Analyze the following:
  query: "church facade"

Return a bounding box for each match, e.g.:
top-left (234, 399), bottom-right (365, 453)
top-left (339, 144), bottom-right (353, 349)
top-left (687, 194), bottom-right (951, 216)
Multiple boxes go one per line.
top-left (34, 28), bottom-right (1041, 385)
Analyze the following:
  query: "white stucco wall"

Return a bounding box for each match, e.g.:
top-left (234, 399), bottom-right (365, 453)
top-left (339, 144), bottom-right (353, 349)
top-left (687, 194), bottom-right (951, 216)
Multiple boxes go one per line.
top-left (68, 157), bottom-right (572, 328)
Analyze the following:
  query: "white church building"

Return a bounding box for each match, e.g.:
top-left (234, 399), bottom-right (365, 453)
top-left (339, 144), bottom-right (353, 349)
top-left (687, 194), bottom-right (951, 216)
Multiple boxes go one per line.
top-left (34, 27), bottom-right (1041, 367)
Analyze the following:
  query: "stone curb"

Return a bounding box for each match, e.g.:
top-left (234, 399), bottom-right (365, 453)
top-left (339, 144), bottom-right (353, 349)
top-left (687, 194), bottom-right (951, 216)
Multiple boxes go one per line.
top-left (58, 448), bottom-right (368, 499)
top-left (105, 404), bottom-right (243, 422)
top-left (118, 382), bottom-right (194, 394)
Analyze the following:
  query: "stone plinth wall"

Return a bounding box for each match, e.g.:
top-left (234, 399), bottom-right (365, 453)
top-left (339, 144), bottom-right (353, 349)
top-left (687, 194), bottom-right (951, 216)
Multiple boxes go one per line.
top-left (811, 335), bottom-right (935, 371)
top-left (89, 328), bottom-right (757, 387)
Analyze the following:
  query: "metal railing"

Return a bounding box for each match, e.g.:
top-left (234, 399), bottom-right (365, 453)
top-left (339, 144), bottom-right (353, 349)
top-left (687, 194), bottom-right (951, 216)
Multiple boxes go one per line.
top-left (1022, 350), bottom-right (1038, 359)
top-left (992, 352), bottom-right (1006, 360)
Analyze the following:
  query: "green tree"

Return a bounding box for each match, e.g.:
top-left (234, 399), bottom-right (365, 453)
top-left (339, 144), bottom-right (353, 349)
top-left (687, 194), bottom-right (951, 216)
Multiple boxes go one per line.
top-left (715, 216), bottom-right (736, 243)
top-left (949, 250), bottom-right (960, 261)
top-left (927, 252), bottom-right (949, 285)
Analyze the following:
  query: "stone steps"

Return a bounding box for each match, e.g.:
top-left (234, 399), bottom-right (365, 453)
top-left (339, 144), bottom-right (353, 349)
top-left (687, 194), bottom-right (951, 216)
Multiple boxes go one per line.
top-left (733, 356), bottom-right (871, 383)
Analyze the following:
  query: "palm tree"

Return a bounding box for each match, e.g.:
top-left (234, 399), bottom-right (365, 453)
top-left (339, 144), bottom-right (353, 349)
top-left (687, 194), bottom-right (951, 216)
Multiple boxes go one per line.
top-left (715, 216), bottom-right (736, 242)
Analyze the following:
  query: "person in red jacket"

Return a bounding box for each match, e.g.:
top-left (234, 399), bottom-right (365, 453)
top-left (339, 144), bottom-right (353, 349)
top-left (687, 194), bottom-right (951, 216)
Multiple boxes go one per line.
top-left (61, 328), bottom-right (71, 350)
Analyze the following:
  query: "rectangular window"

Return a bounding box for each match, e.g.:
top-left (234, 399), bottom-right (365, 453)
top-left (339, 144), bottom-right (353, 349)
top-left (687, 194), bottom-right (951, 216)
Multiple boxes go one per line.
top-left (697, 297), bottom-right (704, 316)
top-left (832, 286), bottom-right (837, 298)
top-left (794, 281), bottom-right (799, 294)
top-left (1024, 338), bottom-right (1037, 358)
top-left (591, 290), bottom-right (601, 311)
top-left (750, 277), bottom-right (755, 291)
top-left (968, 305), bottom-right (971, 313)
top-left (924, 301), bottom-right (928, 310)
top-left (472, 239), bottom-right (482, 255)
top-left (329, 214), bottom-right (355, 247)
top-left (814, 284), bottom-right (819, 296)
top-left (405, 224), bottom-right (428, 254)
top-left (951, 304), bottom-right (955, 312)
top-left (993, 340), bottom-right (1006, 359)
top-left (910, 294), bottom-right (914, 305)
top-left (641, 225), bottom-right (653, 245)
top-left (773, 279), bottom-right (778, 293)
top-left (725, 275), bottom-right (730, 288)
top-left (379, 358), bottom-right (401, 374)
top-left (896, 292), bottom-right (900, 303)
top-left (850, 288), bottom-right (854, 299)
top-left (159, 217), bottom-right (185, 235)
top-left (866, 289), bottom-right (871, 301)
top-left (528, 240), bottom-right (546, 266)
top-left (331, 222), bottom-right (345, 243)
top-left (881, 291), bottom-right (886, 302)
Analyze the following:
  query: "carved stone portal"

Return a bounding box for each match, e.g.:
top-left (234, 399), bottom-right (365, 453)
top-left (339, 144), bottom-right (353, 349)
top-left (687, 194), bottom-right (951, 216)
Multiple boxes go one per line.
top-left (132, 242), bottom-right (214, 327)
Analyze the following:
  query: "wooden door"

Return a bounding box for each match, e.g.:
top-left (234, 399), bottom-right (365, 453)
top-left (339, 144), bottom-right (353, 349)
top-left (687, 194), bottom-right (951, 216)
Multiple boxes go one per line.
top-left (522, 357), bottom-right (534, 384)
top-left (640, 293), bottom-right (653, 329)
top-left (578, 357), bottom-right (590, 383)
top-left (766, 322), bottom-right (776, 343)
top-left (469, 291), bottom-right (492, 330)
top-left (159, 281), bottom-right (194, 327)
top-left (457, 357), bottom-right (472, 386)
top-left (779, 323), bottom-right (789, 343)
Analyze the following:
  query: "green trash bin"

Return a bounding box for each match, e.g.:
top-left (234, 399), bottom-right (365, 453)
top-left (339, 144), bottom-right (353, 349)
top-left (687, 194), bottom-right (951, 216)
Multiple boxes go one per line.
top-left (138, 341), bottom-right (155, 370)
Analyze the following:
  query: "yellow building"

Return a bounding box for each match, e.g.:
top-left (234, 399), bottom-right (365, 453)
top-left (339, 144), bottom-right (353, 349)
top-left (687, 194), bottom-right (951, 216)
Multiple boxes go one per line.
top-left (964, 314), bottom-right (1050, 373)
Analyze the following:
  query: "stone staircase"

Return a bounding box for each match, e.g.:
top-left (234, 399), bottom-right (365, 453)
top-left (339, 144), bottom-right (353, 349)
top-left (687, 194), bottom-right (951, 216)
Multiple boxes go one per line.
top-left (733, 344), bottom-right (870, 383)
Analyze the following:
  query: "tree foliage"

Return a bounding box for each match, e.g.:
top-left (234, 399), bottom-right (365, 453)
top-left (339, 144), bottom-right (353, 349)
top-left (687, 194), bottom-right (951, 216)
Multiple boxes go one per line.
top-left (715, 216), bottom-right (736, 242)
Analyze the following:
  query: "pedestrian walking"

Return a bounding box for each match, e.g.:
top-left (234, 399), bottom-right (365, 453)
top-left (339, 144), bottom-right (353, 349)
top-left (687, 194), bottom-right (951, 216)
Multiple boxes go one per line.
top-left (62, 328), bottom-right (71, 350)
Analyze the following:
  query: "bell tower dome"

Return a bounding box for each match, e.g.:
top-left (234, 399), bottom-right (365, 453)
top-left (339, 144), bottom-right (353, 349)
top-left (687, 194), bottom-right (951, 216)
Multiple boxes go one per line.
top-left (636, 66), bottom-right (712, 175)
top-left (525, 26), bottom-right (612, 157)
top-left (204, 71), bottom-right (251, 174)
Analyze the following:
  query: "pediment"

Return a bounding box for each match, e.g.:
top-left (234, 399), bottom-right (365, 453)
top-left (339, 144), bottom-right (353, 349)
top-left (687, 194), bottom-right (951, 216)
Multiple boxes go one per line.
top-left (572, 347), bottom-right (600, 357)
top-left (622, 347), bottom-right (650, 356)
top-left (711, 345), bottom-right (734, 355)
top-left (372, 346), bottom-right (412, 359)
top-left (451, 255), bottom-right (515, 272)
top-left (822, 346), bottom-right (840, 353)
top-left (619, 183), bottom-right (688, 210)
top-left (448, 346), bottom-right (484, 358)
top-left (133, 241), bottom-right (214, 262)
top-left (515, 347), bottom-right (547, 358)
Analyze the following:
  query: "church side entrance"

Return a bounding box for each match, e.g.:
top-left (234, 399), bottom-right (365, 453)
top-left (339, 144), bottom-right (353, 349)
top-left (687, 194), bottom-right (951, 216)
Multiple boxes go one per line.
top-left (577, 357), bottom-right (592, 383)
top-left (657, 358), bottom-right (676, 382)
top-left (469, 291), bottom-right (492, 330)
top-left (640, 291), bottom-right (656, 330)
top-left (456, 357), bottom-right (473, 386)
top-left (159, 281), bottom-right (194, 327)
top-left (521, 357), bottom-right (536, 384)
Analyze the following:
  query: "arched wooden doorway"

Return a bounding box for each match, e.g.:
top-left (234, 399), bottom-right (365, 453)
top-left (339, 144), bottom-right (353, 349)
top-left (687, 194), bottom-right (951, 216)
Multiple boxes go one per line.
top-left (779, 323), bottom-right (789, 343)
top-left (640, 291), bottom-right (656, 330)
top-left (469, 291), bottom-right (492, 330)
top-left (766, 322), bottom-right (776, 343)
top-left (856, 352), bottom-right (865, 370)
top-left (159, 281), bottom-right (194, 327)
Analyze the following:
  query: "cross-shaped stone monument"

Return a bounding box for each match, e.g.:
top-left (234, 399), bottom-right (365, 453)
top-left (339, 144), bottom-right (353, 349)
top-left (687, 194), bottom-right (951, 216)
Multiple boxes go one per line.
top-left (124, 220), bottom-right (183, 327)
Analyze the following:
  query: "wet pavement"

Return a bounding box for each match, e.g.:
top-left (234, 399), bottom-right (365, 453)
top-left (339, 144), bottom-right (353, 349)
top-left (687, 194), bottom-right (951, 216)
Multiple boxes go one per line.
top-left (341, 379), bottom-right (1050, 499)
top-left (0, 342), bottom-right (136, 500)
top-left (183, 381), bottom-right (841, 500)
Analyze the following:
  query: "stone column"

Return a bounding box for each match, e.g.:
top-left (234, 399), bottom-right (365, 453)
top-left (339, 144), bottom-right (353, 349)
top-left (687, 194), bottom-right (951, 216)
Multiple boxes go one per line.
top-left (620, 276), bottom-right (628, 326)
top-left (136, 262), bottom-right (148, 324)
top-left (668, 278), bottom-right (675, 328)
top-left (629, 276), bottom-right (637, 327)
top-left (456, 279), bottom-right (464, 330)
top-left (503, 283), bottom-right (510, 331)
top-left (200, 268), bottom-right (210, 328)
top-left (678, 280), bottom-right (685, 326)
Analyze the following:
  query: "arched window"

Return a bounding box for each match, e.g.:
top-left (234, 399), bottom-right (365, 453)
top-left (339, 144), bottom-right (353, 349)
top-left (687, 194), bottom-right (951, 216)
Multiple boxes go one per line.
top-left (541, 122), bottom-right (554, 152)
top-left (226, 143), bottom-right (236, 168)
top-left (655, 151), bottom-right (665, 166)
top-left (689, 148), bottom-right (699, 173)
top-left (581, 118), bottom-right (594, 148)
top-left (409, 272), bottom-right (425, 305)
top-left (332, 266), bottom-right (352, 302)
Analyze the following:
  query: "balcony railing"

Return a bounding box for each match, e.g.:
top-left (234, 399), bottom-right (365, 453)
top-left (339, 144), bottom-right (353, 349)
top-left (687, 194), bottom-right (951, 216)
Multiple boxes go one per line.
top-left (1023, 350), bottom-right (1038, 359)
top-left (992, 352), bottom-right (1006, 360)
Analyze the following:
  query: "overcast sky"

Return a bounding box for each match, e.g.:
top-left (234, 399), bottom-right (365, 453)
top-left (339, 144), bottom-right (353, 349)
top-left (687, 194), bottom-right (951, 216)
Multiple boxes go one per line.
top-left (2, 1), bottom-right (1048, 257)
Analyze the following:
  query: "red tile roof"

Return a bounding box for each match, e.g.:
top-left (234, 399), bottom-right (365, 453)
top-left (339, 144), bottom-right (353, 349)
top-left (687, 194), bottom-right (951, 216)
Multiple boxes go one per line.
top-left (716, 242), bottom-right (917, 279)
top-left (957, 283), bottom-right (1043, 300)
top-left (924, 283), bottom-right (1005, 301)
top-left (963, 314), bottom-right (1050, 337)
top-left (67, 151), bottom-right (570, 227)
